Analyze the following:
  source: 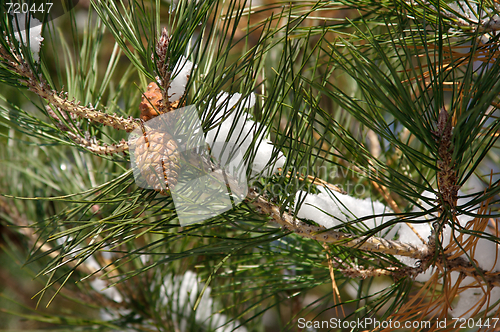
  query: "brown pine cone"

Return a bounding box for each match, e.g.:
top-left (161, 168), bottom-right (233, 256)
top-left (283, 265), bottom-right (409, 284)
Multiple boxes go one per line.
top-left (139, 82), bottom-right (162, 121)
top-left (134, 129), bottom-right (181, 191)
top-left (139, 82), bottom-right (181, 121)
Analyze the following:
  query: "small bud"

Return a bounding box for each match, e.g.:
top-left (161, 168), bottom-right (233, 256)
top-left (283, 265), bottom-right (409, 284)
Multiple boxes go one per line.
top-left (156, 27), bottom-right (170, 61)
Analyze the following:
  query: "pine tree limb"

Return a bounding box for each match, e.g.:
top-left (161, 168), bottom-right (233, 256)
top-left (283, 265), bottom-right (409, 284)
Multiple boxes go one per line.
top-left (66, 132), bottom-right (129, 156)
top-left (0, 45), bottom-right (140, 133)
top-left (247, 188), bottom-right (431, 258)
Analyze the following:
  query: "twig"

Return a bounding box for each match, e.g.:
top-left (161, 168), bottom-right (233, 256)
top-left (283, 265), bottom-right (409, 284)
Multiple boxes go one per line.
top-left (47, 106), bottom-right (130, 156)
top-left (444, 256), bottom-right (500, 287)
top-left (0, 45), bottom-right (140, 133)
top-left (332, 258), bottom-right (424, 279)
top-left (66, 132), bottom-right (129, 156)
top-left (247, 188), bottom-right (431, 258)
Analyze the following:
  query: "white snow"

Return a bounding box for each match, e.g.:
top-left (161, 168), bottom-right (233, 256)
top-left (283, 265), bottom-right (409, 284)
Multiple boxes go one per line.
top-left (168, 59), bottom-right (285, 177)
top-left (451, 276), bottom-right (500, 318)
top-left (160, 271), bottom-right (247, 332)
top-left (205, 91), bottom-right (285, 177)
top-left (90, 278), bottom-right (124, 303)
top-left (11, 14), bottom-right (44, 62)
top-left (295, 186), bottom-right (500, 293)
top-left (168, 55), bottom-right (194, 102)
top-left (295, 185), bottom-right (499, 271)
top-left (294, 186), bottom-right (392, 231)
top-left (294, 187), bottom-right (345, 229)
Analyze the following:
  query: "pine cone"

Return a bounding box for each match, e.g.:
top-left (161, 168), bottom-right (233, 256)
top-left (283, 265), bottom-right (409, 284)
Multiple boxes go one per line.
top-left (134, 129), bottom-right (181, 192)
top-left (139, 82), bottom-right (181, 121)
top-left (139, 82), bottom-right (162, 121)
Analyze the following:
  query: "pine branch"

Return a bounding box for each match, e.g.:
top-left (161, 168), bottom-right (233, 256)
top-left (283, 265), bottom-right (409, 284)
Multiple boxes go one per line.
top-left (0, 43), bottom-right (140, 133)
top-left (332, 258), bottom-right (424, 279)
top-left (247, 188), bottom-right (431, 258)
top-left (47, 106), bottom-right (129, 156)
top-left (66, 132), bottom-right (129, 156)
top-left (2, 0), bottom-right (500, 329)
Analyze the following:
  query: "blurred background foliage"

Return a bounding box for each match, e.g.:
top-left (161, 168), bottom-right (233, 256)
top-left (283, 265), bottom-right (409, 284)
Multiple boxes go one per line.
top-left (1, 0), bottom-right (500, 331)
